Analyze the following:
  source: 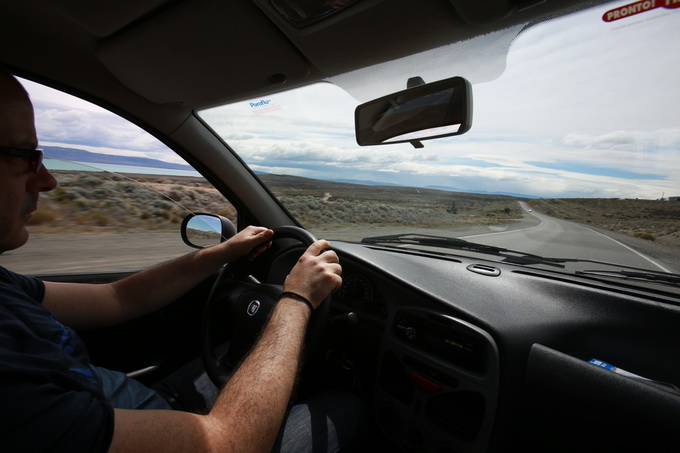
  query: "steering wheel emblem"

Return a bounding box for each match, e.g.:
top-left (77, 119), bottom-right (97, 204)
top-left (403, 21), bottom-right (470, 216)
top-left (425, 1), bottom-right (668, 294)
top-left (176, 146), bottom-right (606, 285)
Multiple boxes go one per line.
top-left (247, 300), bottom-right (261, 316)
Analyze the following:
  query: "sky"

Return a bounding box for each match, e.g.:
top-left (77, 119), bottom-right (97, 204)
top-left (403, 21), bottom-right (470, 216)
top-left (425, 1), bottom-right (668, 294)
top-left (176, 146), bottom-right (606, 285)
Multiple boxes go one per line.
top-left (24, 1), bottom-right (680, 200)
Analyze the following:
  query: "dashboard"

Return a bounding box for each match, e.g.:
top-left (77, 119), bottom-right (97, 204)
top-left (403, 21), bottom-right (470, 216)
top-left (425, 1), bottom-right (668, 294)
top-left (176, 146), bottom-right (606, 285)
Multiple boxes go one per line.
top-left (268, 241), bottom-right (680, 452)
top-left (329, 247), bottom-right (499, 453)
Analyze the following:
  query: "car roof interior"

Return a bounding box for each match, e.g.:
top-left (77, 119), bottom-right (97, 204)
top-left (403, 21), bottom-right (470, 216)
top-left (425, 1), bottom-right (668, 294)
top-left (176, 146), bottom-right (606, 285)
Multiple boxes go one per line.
top-left (2, 0), bottom-right (600, 127)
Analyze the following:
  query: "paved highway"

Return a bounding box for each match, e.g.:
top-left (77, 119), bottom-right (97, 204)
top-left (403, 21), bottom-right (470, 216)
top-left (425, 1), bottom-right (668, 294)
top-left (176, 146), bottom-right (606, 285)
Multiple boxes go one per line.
top-left (460, 202), bottom-right (673, 273)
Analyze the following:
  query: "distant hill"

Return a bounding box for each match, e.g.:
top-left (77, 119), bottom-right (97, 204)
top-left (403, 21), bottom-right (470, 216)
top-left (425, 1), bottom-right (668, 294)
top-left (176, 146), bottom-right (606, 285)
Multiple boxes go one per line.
top-left (330, 178), bottom-right (400, 187)
top-left (43, 145), bottom-right (193, 171)
top-left (427, 185), bottom-right (536, 199)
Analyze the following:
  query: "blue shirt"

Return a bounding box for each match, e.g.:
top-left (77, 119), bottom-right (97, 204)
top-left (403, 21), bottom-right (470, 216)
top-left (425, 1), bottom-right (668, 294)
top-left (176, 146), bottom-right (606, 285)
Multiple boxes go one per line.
top-left (0, 266), bottom-right (114, 452)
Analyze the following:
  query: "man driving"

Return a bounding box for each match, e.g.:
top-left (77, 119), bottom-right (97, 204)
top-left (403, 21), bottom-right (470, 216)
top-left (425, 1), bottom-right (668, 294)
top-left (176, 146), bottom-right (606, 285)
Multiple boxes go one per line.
top-left (0, 67), bottom-right (363, 452)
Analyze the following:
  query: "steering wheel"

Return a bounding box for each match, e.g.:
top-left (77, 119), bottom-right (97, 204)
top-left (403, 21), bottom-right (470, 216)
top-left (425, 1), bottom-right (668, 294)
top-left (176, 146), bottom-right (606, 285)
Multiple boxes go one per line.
top-left (201, 226), bottom-right (331, 387)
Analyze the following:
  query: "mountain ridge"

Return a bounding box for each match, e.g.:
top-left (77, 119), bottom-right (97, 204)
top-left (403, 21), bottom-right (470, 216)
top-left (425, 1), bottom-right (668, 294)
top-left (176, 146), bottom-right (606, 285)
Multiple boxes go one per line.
top-left (43, 145), bottom-right (193, 171)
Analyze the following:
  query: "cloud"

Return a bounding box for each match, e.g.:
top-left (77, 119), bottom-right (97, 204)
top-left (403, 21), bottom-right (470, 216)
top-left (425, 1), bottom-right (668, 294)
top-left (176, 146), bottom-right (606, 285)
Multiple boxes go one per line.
top-left (563, 129), bottom-right (680, 151)
top-left (224, 120), bottom-right (680, 198)
top-left (31, 100), bottom-right (184, 164)
top-left (563, 131), bottom-right (638, 148)
top-left (21, 79), bottom-right (104, 113)
top-left (34, 103), bottom-right (158, 150)
top-left (229, 133), bottom-right (443, 169)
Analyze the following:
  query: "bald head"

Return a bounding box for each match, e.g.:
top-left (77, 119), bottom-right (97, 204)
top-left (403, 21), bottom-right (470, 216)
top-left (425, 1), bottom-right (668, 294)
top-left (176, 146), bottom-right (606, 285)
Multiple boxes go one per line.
top-left (0, 66), bottom-right (30, 100)
top-left (0, 67), bottom-right (37, 150)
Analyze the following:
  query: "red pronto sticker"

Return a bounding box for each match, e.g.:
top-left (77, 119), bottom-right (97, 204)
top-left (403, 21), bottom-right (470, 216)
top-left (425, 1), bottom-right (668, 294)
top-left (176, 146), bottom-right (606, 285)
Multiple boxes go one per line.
top-left (603, 0), bottom-right (680, 22)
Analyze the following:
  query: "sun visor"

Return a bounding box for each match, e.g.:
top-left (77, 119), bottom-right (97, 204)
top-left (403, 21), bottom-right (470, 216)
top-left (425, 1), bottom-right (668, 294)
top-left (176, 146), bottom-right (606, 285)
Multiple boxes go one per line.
top-left (96, 0), bottom-right (311, 106)
top-left (52, 0), bottom-right (170, 36)
top-left (252, 0), bottom-right (500, 82)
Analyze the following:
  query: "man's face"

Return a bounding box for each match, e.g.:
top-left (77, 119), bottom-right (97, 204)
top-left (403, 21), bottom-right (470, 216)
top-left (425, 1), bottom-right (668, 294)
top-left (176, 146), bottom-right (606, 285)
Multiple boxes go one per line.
top-left (0, 76), bottom-right (57, 254)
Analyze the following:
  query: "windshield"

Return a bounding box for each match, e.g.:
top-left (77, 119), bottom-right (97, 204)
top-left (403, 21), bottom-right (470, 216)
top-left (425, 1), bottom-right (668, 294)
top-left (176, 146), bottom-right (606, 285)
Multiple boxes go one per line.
top-left (199, 1), bottom-right (680, 279)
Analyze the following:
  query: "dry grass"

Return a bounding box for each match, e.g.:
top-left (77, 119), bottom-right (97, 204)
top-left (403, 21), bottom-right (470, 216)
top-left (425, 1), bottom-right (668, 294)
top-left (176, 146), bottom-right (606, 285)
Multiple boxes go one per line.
top-left (31, 171), bottom-right (237, 233)
top-left (260, 174), bottom-right (525, 230)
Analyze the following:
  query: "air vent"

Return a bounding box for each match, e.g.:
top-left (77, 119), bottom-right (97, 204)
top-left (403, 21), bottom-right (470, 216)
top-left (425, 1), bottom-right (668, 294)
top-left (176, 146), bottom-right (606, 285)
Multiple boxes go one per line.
top-left (467, 264), bottom-right (501, 277)
top-left (424, 391), bottom-right (485, 441)
top-left (380, 351), bottom-right (415, 405)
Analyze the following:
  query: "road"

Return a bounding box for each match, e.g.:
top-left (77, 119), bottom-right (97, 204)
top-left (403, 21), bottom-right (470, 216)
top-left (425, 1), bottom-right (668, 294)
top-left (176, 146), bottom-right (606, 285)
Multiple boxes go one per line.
top-left (457, 202), bottom-right (676, 274)
top-left (0, 232), bottom-right (191, 275)
top-left (1, 204), bottom-right (677, 276)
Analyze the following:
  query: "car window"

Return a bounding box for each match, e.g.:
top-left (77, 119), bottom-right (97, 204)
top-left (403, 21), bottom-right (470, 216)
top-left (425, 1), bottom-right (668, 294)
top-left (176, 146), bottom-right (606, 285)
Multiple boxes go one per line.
top-left (0, 80), bottom-right (237, 275)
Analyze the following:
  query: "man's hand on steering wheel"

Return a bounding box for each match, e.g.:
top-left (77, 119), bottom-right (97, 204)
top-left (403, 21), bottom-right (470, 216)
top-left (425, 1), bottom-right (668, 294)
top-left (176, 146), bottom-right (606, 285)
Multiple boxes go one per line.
top-left (282, 240), bottom-right (342, 310)
top-left (221, 226), bottom-right (274, 263)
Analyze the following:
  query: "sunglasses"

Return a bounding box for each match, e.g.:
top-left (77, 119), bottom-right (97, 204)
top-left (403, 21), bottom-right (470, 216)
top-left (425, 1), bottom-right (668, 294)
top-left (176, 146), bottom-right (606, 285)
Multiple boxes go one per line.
top-left (0, 147), bottom-right (44, 173)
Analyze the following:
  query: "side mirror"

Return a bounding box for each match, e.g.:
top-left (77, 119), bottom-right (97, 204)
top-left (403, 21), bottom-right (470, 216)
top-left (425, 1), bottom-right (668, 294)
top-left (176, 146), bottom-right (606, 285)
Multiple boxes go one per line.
top-left (354, 76), bottom-right (472, 148)
top-left (181, 213), bottom-right (237, 249)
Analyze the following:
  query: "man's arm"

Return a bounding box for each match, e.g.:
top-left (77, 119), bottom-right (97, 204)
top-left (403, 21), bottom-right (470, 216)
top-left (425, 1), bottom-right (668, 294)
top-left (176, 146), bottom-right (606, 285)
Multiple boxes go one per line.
top-left (108, 240), bottom-right (342, 453)
top-left (42, 226), bottom-right (274, 330)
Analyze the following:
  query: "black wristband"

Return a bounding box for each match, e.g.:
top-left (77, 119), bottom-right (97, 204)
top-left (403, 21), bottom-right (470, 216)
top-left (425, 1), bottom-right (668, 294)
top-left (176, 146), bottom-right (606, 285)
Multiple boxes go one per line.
top-left (279, 291), bottom-right (314, 312)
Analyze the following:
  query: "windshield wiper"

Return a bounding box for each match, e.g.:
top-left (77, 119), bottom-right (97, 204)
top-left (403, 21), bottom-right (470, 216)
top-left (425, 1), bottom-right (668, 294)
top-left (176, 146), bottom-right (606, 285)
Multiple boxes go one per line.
top-left (361, 233), bottom-right (568, 268)
top-left (361, 234), bottom-right (680, 287)
top-left (575, 269), bottom-right (680, 288)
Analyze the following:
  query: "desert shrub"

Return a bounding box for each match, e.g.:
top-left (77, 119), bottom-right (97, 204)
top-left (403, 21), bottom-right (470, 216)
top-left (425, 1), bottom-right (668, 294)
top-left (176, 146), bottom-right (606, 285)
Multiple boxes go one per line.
top-left (69, 187), bottom-right (91, 199)
top-left (77, 213), bottom-right (112, 226)
top-left (117, 182), bottom-right (139, 194)
top-left (634, 232), bottom-right (656, 241)
top-left (71, 197), bottom-right (91, 209)
top-left (77, 174), bottom-right (103, 188)
top-left (165, 188), bottom-right (186, 201)
top-left (152, 199), bottom-right (174, 210)
top-left (50, 187), bottom-right (74, 204)
top-left (92, 186), bottom-right (115, 199)
top-left (28, 209), bottom-right (58, 225)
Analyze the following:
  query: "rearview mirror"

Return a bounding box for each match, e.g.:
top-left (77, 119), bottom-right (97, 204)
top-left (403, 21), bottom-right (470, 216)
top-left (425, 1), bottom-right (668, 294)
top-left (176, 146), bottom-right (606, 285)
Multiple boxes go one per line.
top-left (181, 213), bottom-right (237, 249)
top-left (355, 76), bottom-right (472, 148)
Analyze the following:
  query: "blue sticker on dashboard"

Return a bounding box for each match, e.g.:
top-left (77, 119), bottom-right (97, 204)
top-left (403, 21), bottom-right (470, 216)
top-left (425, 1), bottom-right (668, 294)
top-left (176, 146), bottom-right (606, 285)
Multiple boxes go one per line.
top-left (589, 359), bottom-right (617, 371)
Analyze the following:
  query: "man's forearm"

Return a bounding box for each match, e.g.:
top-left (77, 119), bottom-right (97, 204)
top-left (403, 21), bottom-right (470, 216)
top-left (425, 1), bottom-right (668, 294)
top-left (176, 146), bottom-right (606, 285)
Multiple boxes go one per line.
top-left (111, 244), bottom-right (231, 318)
top-left (109, 227), bottom-right (273, 323)
top-left (109, 296), bottom-right (313, 453)
top-left (204, 297), bottom-right (312, 452)
top-left (45, 241), bottom-right (237, 329)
